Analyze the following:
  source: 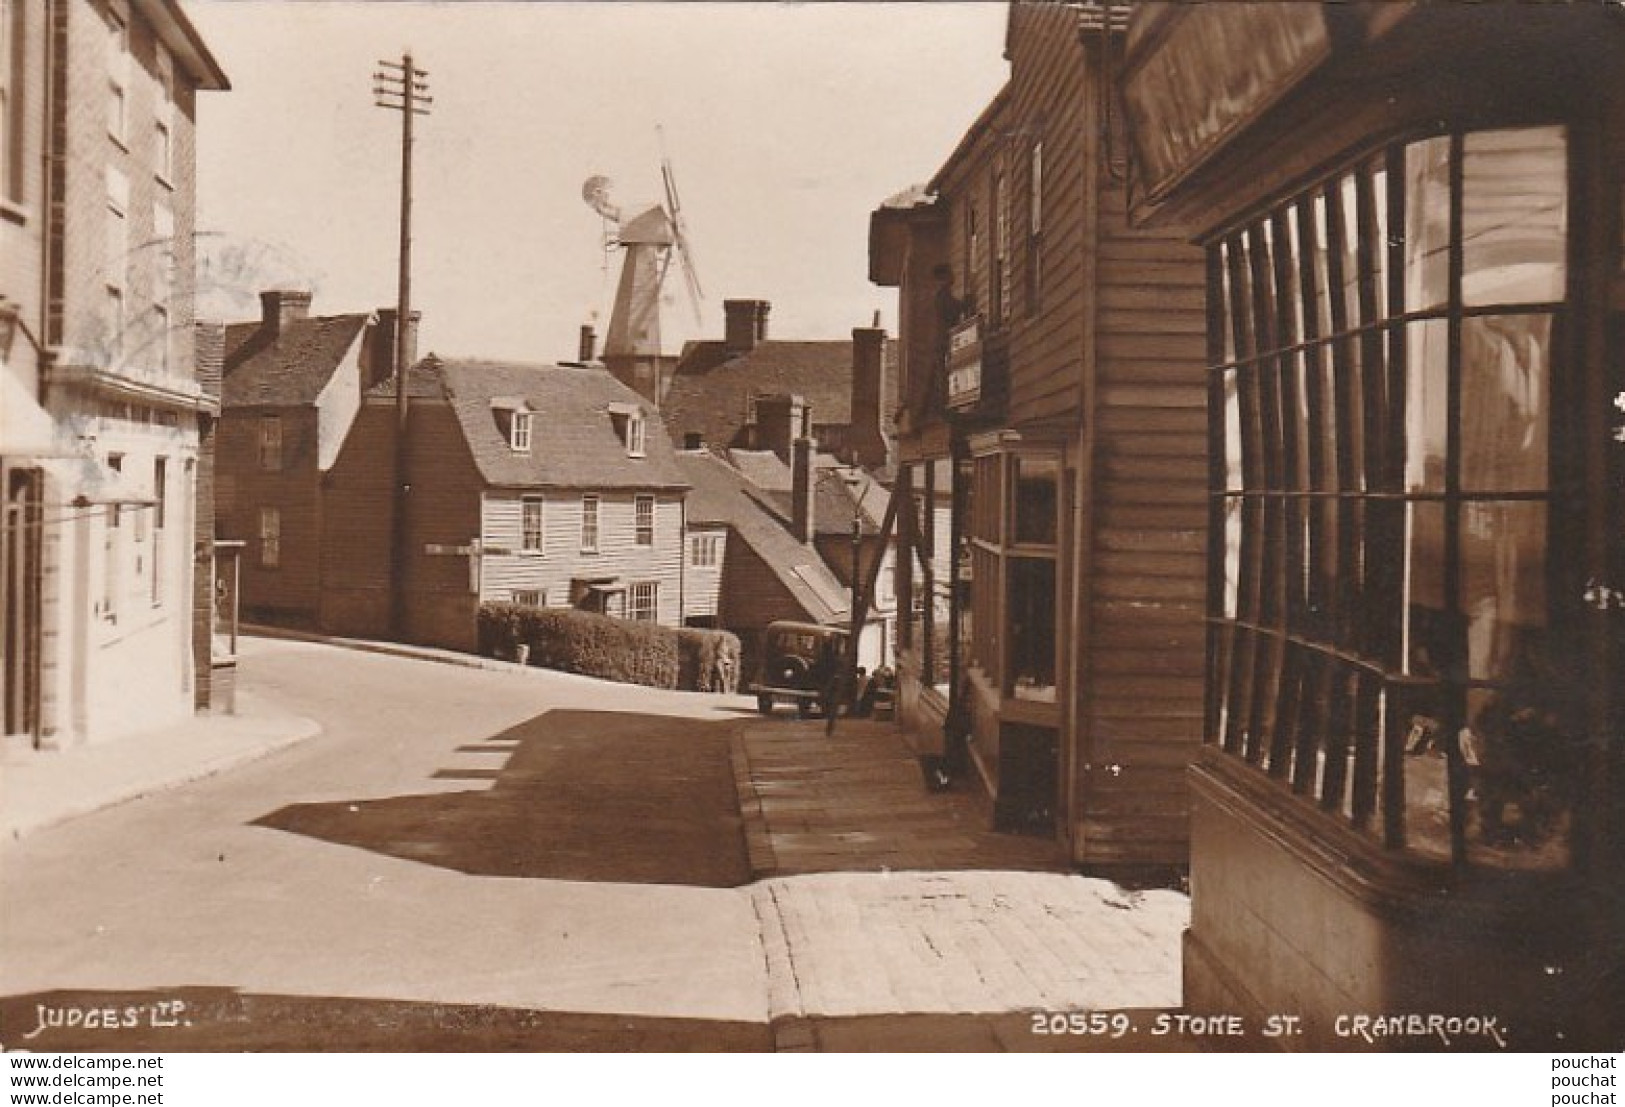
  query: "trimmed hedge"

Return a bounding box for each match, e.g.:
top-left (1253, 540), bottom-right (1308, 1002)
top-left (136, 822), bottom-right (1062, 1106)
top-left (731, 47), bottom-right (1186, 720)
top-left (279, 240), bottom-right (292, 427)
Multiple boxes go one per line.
top-left (478, 602), bottom-right (740, 694)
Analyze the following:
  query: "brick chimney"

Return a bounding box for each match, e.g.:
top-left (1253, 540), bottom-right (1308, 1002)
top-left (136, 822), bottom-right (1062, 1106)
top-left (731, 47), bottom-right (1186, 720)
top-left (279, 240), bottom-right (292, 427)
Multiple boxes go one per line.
top-left (724, 299), bottom-right (770, 355)
top-left (362, 308), bottom-right (420, 391)
top-left (259, 288), bottom-right (311, 335)
top-left (578, 324), bottom-right (598, 362)
top-left (754, 392), bottom-right (807, 462)
top-left (850, 320), bottom-right (887, 468)
top-left (791, 436), bottom-right (815, 546)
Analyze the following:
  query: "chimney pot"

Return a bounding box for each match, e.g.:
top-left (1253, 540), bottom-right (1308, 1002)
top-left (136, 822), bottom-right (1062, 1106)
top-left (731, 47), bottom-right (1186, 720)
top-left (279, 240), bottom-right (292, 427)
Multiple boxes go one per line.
top-left (578, 324), bottom-right (598, 362)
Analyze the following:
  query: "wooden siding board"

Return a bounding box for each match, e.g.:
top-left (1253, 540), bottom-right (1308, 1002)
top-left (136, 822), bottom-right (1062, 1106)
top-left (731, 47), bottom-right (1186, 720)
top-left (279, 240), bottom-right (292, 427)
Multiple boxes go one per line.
top-left (479, 490), bottom-right (685, 627)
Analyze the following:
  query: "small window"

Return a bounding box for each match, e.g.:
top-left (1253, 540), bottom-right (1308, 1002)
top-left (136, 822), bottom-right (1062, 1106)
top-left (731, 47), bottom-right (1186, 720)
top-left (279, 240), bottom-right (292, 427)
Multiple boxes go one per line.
top-left (107, 81), bottom-right (124, 145)
top-left (151, 457), bottom-right (166, 604)
top-left (512, 589), bottom-right (543, 607)
top-left (2, 0), bottom-right (26, 205)
top-left (683, 432), bottom-right (703, 451)
top-left (104, 285), bottom-right (124, 356)
top-left (258, 415), bottom-right (283, 471)
top-left (155, 119), bottom-right (172, 184)
top-left (690, 533), bottom-right (720, 567)
top-left (634, 495), bottom-right (654, 546)
top-left (627, 412), bottom-right (646, 457)
top-left (510, 410), bottom-right (533, 453)
top-left (152, 305), bottom-right (171, 375)
top-left (520, 496), bottom-right (544, 553)
top-left (580, 495), bottom-right (600, 552)
top-left (259, 506), bottom-right (280, 569)
top-left (629, 581), bottom-right (658, 623)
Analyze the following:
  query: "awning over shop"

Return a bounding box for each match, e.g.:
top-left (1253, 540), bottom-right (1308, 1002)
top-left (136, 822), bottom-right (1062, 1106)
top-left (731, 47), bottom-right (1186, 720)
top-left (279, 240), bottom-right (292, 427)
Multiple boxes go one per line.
top-left (1, 368), bottom-right (75, 458)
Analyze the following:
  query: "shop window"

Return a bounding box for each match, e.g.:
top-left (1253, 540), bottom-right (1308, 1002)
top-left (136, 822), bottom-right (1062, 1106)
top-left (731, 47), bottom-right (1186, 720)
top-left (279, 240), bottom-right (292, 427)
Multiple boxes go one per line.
top-left (968, 438), bottom-right (1061, 708)
top-left (900, 460), bottom-right (952, 694)
top-left (1207, 124), bottom-right (1574, 870)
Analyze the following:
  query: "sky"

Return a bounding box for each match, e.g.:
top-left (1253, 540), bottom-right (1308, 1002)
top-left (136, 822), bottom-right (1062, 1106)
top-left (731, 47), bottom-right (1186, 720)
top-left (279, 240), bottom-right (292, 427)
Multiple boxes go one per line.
top-left (188, 1), bottom-right (1011, 363)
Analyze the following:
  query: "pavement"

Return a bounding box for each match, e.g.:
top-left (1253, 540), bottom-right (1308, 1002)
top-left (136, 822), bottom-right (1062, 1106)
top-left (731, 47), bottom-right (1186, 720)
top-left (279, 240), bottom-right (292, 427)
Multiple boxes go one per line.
top-left (1, 630), bottom-right (1192, 1052)
top-left (1, 688), bottom-right (321, 843)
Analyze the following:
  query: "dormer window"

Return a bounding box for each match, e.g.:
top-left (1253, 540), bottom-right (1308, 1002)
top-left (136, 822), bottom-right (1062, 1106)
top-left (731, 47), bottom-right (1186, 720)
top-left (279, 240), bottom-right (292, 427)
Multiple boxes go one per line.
top-left (491, 396), bottom-right (533, 453)
top-left (608, 402), bottom-right (646, 458)
top-left (511, 411), bottom-right (533, 453)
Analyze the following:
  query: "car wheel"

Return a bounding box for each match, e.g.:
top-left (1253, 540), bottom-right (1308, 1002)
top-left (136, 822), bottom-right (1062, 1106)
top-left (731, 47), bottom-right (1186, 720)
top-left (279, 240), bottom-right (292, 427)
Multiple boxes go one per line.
top-left (757, 694), bottom-right (774, 716)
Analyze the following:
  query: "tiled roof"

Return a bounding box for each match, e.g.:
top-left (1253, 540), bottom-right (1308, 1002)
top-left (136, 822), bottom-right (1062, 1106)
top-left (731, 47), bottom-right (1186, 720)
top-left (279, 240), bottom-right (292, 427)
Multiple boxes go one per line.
top-left (661, 338), bottom-right (896, 453)
top-left (725, 448), bottom-right (793, 492)
top-left (725, 448), bottom-right (887, 536)
top-left (221, 314), bottom-right (370, 407)
top-left (675, 451), bottom-right (848, 624)
top-left (372, 356), bottom-right (689, 491)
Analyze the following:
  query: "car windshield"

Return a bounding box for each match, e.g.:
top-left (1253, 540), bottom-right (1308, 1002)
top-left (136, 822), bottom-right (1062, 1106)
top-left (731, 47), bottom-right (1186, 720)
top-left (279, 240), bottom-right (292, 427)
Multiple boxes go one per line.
top-left (773, 632), bottom-right (821, 654)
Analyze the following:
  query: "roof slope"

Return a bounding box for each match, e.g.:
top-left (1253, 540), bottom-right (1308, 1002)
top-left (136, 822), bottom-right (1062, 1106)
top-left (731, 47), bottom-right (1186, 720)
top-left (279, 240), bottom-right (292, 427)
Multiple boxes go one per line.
top-left (372, 356), bottom-right (689, 491)
top-left (662, 338), bottom-right (896, 452)
top-left (221, 314), bottom-right (370, 407)
top-left (676, 451), bottom-right (848, 624)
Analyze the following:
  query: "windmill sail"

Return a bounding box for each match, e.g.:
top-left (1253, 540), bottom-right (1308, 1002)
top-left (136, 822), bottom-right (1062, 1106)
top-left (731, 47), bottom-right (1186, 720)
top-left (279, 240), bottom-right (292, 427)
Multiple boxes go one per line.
top-left (583, 141), bottom-right (702, 406)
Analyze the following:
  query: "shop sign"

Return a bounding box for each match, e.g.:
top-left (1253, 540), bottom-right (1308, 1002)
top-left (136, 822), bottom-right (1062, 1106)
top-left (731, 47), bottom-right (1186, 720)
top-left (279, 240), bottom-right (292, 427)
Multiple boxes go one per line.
top-left (946, 317), bottom-right (983, 410)
top-left (1123, 3), bottom-right (1332, 204)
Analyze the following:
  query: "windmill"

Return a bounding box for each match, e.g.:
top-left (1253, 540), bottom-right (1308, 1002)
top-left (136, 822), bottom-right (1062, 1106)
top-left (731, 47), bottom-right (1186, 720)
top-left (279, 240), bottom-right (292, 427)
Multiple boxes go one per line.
top-left (583, 134), bottom-right (702, 406)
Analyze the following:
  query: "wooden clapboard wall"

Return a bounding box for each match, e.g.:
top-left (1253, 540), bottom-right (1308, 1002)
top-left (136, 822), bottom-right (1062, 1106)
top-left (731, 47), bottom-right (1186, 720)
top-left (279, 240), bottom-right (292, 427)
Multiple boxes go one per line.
top-left (1076, 34), bottom-right (1209, 868)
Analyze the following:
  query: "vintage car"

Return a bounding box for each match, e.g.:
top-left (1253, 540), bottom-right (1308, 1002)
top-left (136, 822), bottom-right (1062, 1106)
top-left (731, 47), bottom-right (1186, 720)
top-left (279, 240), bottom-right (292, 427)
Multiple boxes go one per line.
top-left (752, 620), bottom-right (848, 718)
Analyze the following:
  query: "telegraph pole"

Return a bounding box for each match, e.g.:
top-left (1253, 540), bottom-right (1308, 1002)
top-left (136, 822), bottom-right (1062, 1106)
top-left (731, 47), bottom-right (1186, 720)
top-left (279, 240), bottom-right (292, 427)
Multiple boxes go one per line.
top-left (374, 54), bottom-right (431, 639)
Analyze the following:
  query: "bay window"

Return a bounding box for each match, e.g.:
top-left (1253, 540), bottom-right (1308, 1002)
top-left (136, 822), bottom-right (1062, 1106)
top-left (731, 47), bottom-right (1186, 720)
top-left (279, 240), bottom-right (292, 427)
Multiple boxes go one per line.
top-left (1207, 124), bottom-right (1576, 869)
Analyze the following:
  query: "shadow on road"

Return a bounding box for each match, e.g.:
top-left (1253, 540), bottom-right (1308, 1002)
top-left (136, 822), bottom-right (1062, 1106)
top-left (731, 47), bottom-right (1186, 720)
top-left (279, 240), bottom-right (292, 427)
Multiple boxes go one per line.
top-left (0, 987), bottom-right (767, 1052)
top-left (253, 709), bottom-right (751, 887)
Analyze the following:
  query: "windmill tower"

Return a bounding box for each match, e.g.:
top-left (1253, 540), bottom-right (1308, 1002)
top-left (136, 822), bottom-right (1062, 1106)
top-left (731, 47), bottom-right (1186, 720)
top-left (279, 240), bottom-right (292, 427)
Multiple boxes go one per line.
top-left (582, 143), bottom-right (702, 406)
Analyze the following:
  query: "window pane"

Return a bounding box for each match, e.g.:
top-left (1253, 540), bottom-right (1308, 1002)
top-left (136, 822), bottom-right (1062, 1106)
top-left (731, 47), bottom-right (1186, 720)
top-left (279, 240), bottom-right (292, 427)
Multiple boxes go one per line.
top-left (1462, 127), bottom-right (1567, 307)
top-left (1280, 210), bottom-right (1304, 346)
top-left (1458, 501), bottom-right (1572, 865)
top-left (1007, 557), bottom-right (1055, 702)
top-left (1217, 242), bottom-right (1237, 363)
top-left (1369, 162), bottom-right (1389, 321)
top-left (1462, 500), bottom-right (1546, 682)
top-left (1403, 501), bottom-right (1448, 674)
top-left (1222, 369), bottom-right (1243, 491)
top-left (1285, 348), bottom-right (1310, 491)
top-left (1404, 137), bottom-right (1452, 313)
top-left (1404, 317), bottom-right (1449, 493)
top-left (1010, 454), bottom-right (1058, 545)
top-left (1461, 313), bottom-right (1550, 493)
top-left (1222, 496), bottom-right (1242, 620)
top-left (1308, 194), bottom-right (1333, 340)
